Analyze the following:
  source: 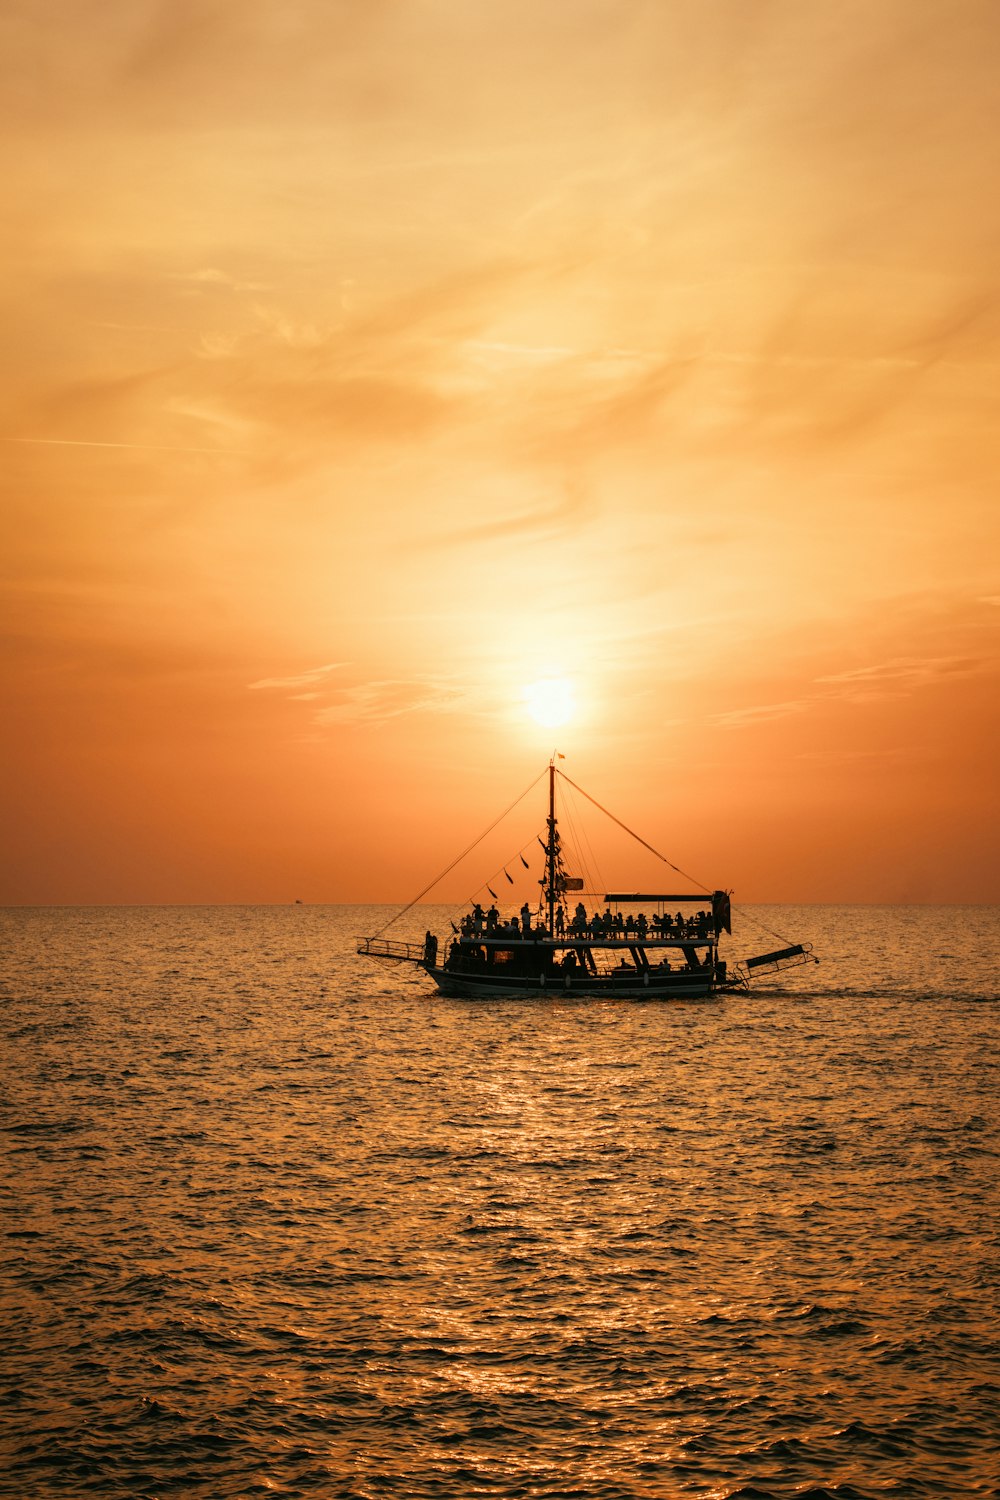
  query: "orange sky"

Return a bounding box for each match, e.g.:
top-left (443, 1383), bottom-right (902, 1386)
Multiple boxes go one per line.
top-left (2, 1), bottom-right (999, 905)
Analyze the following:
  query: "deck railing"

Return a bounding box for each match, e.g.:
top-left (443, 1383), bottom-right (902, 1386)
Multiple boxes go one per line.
top-left (356, 937), bottom-right (426, 963)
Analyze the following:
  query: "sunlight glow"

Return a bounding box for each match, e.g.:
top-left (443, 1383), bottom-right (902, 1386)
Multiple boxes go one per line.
top-left (523, 677), bottom-right (576, 728)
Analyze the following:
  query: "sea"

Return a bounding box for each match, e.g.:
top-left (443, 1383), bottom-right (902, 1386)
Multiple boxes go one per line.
top-left (1, 903), bottom-right (998, 1500)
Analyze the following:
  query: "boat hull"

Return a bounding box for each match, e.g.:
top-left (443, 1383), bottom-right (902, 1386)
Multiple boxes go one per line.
top-left (427, 964), bottom-right (720, 1000)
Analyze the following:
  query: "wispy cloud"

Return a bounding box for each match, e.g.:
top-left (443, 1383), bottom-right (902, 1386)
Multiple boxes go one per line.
top-left (170, 267), bottom-right (269, 293)
top-left (716, 651), bottom-right (992, 731)
top-left (816, 655), bottom-right (984, 698)
top-left (247, 665), bottom-right (488, 727)
top-left (714, 698), bottom-right (811, 729)
top-left (793, 746), bottom-right (920, 766)
top-left (248, 663), bottom-right (346, 692)
top-left (314, 677), bottom-right (472, 726)
top-left (6, 436), bottom-right (246, 455)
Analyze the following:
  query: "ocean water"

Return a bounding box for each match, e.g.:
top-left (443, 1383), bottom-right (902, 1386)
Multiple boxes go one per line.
top-left (1, 903), bottom-right (998, 1500)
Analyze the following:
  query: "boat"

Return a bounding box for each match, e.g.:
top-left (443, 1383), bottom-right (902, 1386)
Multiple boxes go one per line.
top-left (357, 758), bottom-right (816, 999)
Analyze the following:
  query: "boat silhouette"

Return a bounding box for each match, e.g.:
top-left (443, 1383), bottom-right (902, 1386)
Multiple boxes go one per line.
top-left (358, 757), bottom-right (815, 999)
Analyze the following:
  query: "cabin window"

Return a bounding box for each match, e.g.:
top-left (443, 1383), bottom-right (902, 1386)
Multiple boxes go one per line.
top-left (491, 949), bottom-right (515, 967)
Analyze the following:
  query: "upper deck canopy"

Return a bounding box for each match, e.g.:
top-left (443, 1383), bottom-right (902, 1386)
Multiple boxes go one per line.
top-left (604, 892), bottom-right (714, 904)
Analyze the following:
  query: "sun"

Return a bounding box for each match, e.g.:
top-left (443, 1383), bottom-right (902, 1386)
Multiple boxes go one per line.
top-left (523, 676), bottom-right (576, 728)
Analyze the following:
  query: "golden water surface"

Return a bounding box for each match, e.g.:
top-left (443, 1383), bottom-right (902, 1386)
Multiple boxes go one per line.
top-left (2, 904), bottom-right (998, 1498)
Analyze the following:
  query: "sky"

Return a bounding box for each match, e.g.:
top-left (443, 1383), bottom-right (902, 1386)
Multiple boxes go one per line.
top-left (2, 0), bottom-right (999, 906)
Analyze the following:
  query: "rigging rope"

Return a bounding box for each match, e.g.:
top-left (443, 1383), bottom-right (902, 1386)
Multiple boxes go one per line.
top-left (372, 762), bottom-right (809, 956)
top-left (456, 833), bottom-right (544, 920)
top-left (557, 777), bottom-right (604, 899)
top-left (557, 770), bottom-right (708, 889)
top-left (556, 769), bottom-right (805, 951)
top-left (371, 767), bottom-right (548, 938)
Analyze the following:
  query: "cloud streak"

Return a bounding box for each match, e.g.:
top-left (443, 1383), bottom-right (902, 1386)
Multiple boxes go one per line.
top-left (313, 678), bottom-right (473, 727)
top-left (248, 664), bottom-right (347, 692)
top-left (716, 645), bottom-right (996, 733)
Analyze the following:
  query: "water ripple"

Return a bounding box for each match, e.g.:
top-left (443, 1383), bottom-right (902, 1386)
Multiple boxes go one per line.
top-left (1, 903), bottom-right (998, 1499)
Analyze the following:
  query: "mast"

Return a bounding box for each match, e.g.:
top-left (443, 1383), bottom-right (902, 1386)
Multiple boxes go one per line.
top-left (546, 757), bottom-right (557, 937)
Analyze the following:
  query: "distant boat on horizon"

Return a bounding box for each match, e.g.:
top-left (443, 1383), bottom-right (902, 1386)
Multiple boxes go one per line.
top-left (357, 758), bottom-right (816, 1000)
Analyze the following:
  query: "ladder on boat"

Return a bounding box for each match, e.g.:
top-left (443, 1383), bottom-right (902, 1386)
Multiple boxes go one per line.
top-left (734, 943), bottom-right (816, 985)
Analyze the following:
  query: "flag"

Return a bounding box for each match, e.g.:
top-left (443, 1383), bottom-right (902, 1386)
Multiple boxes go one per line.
top-left (520, 855), bottom-right (530, 869)
top-left (505, 869), bottom-right (514, 883)
top-left (712, 891), bottom-right (732, 935)
top-left (487, 885), bottom-right (497, 899)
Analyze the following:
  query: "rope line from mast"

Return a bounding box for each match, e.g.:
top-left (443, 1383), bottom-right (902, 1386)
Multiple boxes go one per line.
top-left (556, 770), bottom-right (708, 890)
top-left (556, 768), bottom-right (809, 953)
top-left (557, 777), bottom-right (604, 900)
top-left (729, 904), bottom-right (822, 956)
top-left (456, 833), bottom-right (545, 922)
top-left (370, 767), bottom-right (548, 938)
